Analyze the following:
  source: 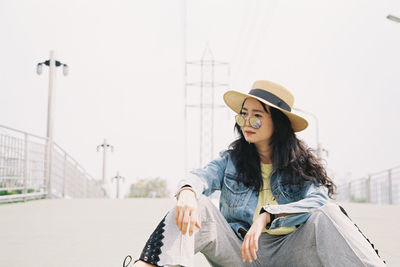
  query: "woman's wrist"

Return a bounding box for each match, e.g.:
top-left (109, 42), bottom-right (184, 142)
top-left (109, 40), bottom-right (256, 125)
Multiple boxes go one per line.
top-left (260, 208), bottom-right (274, 218)
top-left (255, 212), bottom-right (271, 229)
top-left (260, 208), bottom-right (275, 226)
top-left (176, 186), bottom-right (196, 200)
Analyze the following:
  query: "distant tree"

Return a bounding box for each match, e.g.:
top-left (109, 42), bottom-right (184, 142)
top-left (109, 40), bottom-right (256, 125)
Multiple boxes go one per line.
top-left (128, 177), bottom-right (170, 198)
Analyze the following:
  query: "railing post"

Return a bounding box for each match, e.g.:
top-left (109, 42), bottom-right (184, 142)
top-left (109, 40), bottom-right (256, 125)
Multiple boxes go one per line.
top-left (45, 139), bottom-right (53, 198)
top-left (23, 133), bottom-right (29, 202)
top-left (366, 176), bottom-right (371, 203)
top-left (388, 169), bottom-right (393, 205)
top-left (74, 162), bottom-right (78, 198)
top-left (86, 178), bottom-right (90, 198)
top-left (43, 141), bottom-right (47, 196)
top-left (84, 173), bottom-right (88, 198)
top-left (348, 181), bottom-right (352, 202)
top-left (62, 153), bottom-right (67, 198)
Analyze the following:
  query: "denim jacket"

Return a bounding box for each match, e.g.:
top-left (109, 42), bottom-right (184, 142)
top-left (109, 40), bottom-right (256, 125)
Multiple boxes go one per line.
top-left (177, 150), bottom-right (329, 239)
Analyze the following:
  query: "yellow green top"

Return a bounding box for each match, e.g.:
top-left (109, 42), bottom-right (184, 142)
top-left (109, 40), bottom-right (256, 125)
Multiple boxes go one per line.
top-left (252, 163), bottom-right (296, 235)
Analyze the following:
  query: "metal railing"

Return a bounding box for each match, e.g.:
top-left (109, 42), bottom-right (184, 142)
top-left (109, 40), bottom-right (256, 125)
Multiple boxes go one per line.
top-left (336, 165), bottom-right (400, 205)
top-left (0, 124), bottom-right (107, 203)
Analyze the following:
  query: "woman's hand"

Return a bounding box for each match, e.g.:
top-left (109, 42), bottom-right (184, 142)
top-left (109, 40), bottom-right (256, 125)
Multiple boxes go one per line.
top-left (241, 212), bottom-right (270, 263)
top-left (175, 190), bottom-right (201, 236)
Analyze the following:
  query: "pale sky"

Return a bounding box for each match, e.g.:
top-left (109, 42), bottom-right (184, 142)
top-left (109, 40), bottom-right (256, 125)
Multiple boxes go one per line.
top-left (1, 0), bottom-right (400, 198)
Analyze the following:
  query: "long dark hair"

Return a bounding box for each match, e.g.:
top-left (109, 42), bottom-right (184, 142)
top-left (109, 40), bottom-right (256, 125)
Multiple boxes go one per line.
top-left (228, 100), bottom-right (336, 198)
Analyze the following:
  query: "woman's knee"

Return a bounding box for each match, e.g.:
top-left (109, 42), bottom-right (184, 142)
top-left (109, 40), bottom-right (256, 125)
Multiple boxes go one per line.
top-left (197, 195), bottom-right (220, 221)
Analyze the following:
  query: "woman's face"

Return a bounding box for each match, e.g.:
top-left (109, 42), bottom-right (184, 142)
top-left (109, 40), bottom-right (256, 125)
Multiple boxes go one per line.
top-left (240, 98), bottom-right (274, 145)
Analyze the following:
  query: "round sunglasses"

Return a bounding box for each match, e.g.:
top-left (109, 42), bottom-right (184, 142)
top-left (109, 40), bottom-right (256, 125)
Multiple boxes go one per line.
top-left (235, 114), bottom-right (262, 129)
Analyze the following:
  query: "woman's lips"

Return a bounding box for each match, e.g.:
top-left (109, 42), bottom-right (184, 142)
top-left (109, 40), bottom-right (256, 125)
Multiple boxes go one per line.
top-left (245, 131), bottom-right (255, 135)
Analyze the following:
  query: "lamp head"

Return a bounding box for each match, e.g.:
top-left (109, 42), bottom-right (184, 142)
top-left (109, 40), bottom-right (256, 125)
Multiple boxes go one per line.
top-left (36, 63), bottom-right (43, 75)
top-left (62, 64), bottom-right (69, 76)
top-left (387, 14), bottom-right (400, 23)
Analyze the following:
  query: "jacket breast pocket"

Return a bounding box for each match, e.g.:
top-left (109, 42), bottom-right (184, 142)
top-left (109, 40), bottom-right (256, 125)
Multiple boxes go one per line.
top-left (222, 174), bottom-right (251, 208)
top-left (281, 183), bottom-right (304, 202)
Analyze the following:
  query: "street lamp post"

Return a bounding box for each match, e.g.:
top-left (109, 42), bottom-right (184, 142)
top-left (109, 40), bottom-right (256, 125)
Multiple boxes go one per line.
top-left (97, 139), bottom-right (114, 186)
top-left (37, 50), bottom-right (68, 198)
top-left (111, 171), bottom-right (125, 199)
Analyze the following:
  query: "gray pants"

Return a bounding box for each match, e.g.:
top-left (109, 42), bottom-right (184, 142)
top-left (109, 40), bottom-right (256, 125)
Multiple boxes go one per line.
top-left (138, 196), bottom-right (385, 267)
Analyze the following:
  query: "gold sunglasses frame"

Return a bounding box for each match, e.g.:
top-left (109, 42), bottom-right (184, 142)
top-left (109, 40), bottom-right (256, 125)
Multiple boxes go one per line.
top-left (235, 114), bottom-right (262, 129)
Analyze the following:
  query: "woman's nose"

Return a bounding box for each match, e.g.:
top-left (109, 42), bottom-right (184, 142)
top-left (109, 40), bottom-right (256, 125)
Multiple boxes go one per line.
top-left (244, 115), bottom-right (251, 126)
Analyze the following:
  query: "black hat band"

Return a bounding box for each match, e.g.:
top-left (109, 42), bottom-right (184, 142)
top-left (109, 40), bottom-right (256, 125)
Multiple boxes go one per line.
top-left (249, 89), bottom-right (291, 112)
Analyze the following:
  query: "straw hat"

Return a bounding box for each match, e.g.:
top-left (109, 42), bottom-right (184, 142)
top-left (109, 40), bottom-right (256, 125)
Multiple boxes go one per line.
top-left (223, 80), bottom-right (308, 132)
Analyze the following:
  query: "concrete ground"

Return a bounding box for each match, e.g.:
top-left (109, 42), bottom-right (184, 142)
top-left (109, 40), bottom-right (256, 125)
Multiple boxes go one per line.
top-left (0, 198), bottom-right (398, 267)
